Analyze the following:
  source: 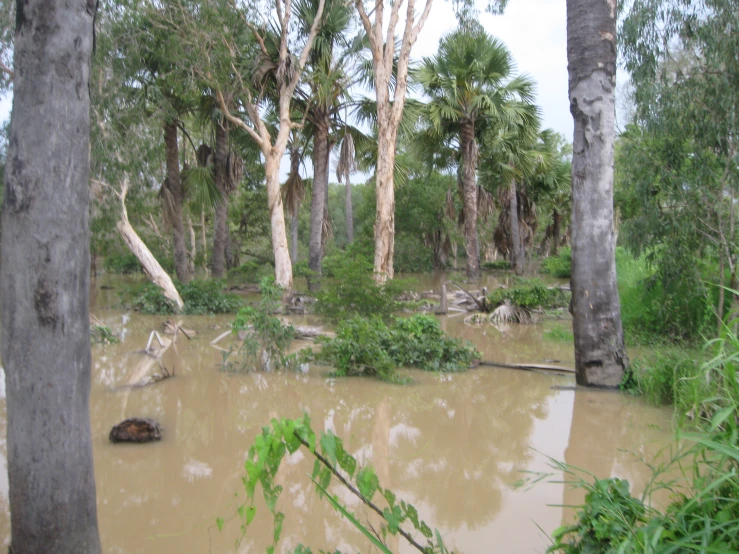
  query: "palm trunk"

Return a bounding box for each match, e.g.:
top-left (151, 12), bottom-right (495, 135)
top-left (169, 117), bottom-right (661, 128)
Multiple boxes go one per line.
top-left (345, 172), bottom-right (354, 243)
top-left (509, 180), bottom-right (524, 275)
top-left (460, 121), bottom-right (480, 281)
top-left (567, 0), bottom-right (627, 387)
top-left (164, 121), bottom-right (190, 283)
top-left (265, 156), bottom-right (293, 290)
top-left (211, 120), bottom-right (229, 278)
top-left (374, 122), bottom-right (398, 282)
top-left (0, 1), bottom-right (102, 550)
top-left (552, 208), bottom-right (561, 256)
top-left (308, 120), bottom-right (330, 288)
top-left (291, 208), bottom-right (299, 263)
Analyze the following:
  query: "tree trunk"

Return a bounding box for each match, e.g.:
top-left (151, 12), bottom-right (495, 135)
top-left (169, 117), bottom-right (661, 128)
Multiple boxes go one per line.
top-left (308, 120), bottom-right (329, 288)
top-left (164, 121), bottom-right (190, 284)
top-left (460, 121), bottom-right (480, 281)
top-left (0, 1), bottom-right (102, 551)
top-left (291, 207), bottom-right (299, 264)
top-left (211, 120), bottom-right (229, 278)
top-left (374, 121), bottom-right (398, 281)
top-left (552, 208), bottom-right (561, 256)
top-left (509, 180), bottom-right (524, 275)
top-left (265, 155), bottom-right (293, 290)
top-left (567, 0), bottom-right (627, 387)
top-left (345, 172), bottom-right (354, 244)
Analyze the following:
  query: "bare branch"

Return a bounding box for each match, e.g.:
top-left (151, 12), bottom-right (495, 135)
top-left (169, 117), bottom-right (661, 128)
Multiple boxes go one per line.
top-left (216, 90), bottom-right (265, 149)
top-left (246, 22), bottom-right (270, 57)
top-left (384, 0), bottom-right (405, 77)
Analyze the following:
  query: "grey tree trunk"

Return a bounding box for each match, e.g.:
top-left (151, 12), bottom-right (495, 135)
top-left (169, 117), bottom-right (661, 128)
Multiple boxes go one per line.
top-left (164, 122), bottom-right (190, 284)
top-left (567, 0), bottom-right (628, 387)
top-left (308, 120), bottom-right (329, 288)
top-left (211, 120), bottom-right (229, 278)
top-left (552, 208), bottom-right (561, 256)
top-left (345, 173), bottom-right (353, 244)
top-left (460, 121), bottom-right (480, 281)
top-left (509, 180), bottom-right (524, 275)
top-left (0, 0), bottom-right (102, 551)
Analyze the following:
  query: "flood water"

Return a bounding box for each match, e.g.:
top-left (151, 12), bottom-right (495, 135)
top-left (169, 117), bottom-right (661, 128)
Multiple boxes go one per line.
top-left (0, 274), bottom-right (675, 553)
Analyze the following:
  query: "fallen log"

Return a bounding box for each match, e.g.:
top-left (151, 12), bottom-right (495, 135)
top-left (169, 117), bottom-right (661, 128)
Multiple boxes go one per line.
top-left (477, 360), bottom-right (575, 374)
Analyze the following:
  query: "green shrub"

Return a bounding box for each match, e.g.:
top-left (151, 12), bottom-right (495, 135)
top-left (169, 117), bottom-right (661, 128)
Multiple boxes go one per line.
top-left (623, 349), bottom-right (701, 406)
top-left (488, 279), bottom-right (570, 310)
top-left (481, 260), bottom-right (511, 270)
top-left (393, 235), bottom-right (435, 273)
top-left (103, 252), bottom-right (141, 274)
top-left (129, 279), bottom-right (243, 315)
top-left (228, 261), bottom-right (273, 284)
top-left (91, 323), bottom-right (118, 345)
top-left (227, 277), bottom-right (296, 372)
top-left (315, 248), bottom-right (406, 320)
top-left (303, 314), bottom-right (479, 382)
top-left (541, 247), bottom-right (572, 278)
top-left (292, 260), bottom-right (315, 279)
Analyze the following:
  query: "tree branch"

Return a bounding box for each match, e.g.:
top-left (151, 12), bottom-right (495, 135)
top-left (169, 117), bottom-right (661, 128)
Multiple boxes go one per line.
top-left (216, 90), bottom-right (265, 149)
top-left (0, 60), bottom-right (13, 80)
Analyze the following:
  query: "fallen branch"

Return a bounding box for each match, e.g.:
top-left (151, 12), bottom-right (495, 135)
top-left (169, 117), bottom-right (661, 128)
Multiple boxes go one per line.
top-left (477, 360), bottom-right (575, 374)
top-left (448, 281), bottom-right (486, 312)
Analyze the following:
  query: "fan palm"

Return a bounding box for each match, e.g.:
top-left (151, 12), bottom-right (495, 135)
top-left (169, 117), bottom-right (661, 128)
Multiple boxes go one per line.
top-left (415, 28), bottom-right (536, 281)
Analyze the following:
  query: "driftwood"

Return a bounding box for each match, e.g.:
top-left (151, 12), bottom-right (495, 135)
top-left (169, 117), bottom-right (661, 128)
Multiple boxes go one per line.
top-left (110, 178), bottom-right (184, 310)
top-left (162, 319), bottom-right (196, 338)
top-left (477, 360), bottom-right (575, 374)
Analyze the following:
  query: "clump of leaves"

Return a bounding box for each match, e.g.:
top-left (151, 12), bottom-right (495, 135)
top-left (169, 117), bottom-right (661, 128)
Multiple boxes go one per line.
top-left (218, 414), bottom-right (454, 554)
top-left (488, 279), bottom-right (569, 310)
top-left (302, 314), bottom-right (479, 382)
top-left (128, 280), bottom-right (243, 315)
top-left (228, 261), bottom-right (274, 284)
top-left (481, 260), bottom-right (511, 270)
top-left (91, 323), bottom-right (118, 345)
top-left (226, 276), bottom-right (296, 372)
top-left (315, 248), bottom-right (407, 320)
top-left (540, 247), bottom-right (572, 278)
top-left (103, 252), bottom-right (141, 274)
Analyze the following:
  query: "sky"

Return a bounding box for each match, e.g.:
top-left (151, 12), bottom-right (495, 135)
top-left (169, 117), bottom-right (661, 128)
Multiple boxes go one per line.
top-left (0, 0), bottom-right (574, 169)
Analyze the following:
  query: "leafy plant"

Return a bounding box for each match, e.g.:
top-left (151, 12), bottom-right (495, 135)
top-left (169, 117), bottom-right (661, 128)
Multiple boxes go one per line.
top-left (228, 261), bottom-right (274, 284)
top-left (127, 280), bottom-right (243, 315)
top-left (302, 314), bottom-right (479, 382)
top-left (488, 279), bottom-right (569, 310)
top-left (218, 414), bottom-right (454, 554)
top-left (481, 260), bottom-right (511, 270)
top-left (90, 323), bottom-right (119, 345)
top-left (103, 252), bottom-right (141, 274)
top-left (540, 247), bottom-right (571, 278)
top-left (226, 277), bottom-right (296, 372)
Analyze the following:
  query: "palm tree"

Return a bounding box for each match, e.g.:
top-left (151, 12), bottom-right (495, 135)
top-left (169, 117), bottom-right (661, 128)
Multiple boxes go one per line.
top-left (415, 27), bottom-right (536, 281)
top-left (335, 130), bottom-right (357, 244)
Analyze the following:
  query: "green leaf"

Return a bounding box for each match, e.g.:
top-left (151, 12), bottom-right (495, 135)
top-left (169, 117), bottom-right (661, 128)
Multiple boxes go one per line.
top-left (321, 432), bottom-right (338, 465)
top-left (246, 505), bottom-right (256, 526)
top-left (274, 511), bottom-right (285, 543)
top-left (356, 466), bottom-right (379, 501)
top-left (216, 517), bottom-right (224, 532)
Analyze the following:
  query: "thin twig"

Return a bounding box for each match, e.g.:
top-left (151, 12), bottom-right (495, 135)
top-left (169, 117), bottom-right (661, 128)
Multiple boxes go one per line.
top-left (293, 432), bottom-right (427, 553)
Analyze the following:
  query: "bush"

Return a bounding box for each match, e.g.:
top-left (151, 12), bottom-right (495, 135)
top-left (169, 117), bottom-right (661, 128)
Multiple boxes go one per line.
top-left (103, 252), bottom-right (141, 274)
top-left (481, 260), bottom-right (511, 270)
top-left (303, 314), bottom-right (480, 382)
top-left (488, 279), bottom-right (570, 310)
top-left (91, 323), bottom-right (118, 345)
top-left (393, 235), bottom-right (435, 273)
top-left (315, 248), bottom-right (406, 320)
top-left (622, 349), bottom-right (701, 407)
top-left (129, 279), bottom-right (243, 315)
top-left (541, 247), bottom-right (572, 278)
top-left (228, 261), bottom-right (273, 284)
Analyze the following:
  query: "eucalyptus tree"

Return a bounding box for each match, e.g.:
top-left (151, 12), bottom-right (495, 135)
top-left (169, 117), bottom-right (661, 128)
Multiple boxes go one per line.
top-left (416, 28), bottom-right (536, 281)
top-left (354, 0), bottom-right (434, 281)
top-left (1, 0), bottom-right (102, 550)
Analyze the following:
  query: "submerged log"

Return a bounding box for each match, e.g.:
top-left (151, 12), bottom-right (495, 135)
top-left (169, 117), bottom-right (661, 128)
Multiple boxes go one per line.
top-left (109, 418), bottom-right (162, 443)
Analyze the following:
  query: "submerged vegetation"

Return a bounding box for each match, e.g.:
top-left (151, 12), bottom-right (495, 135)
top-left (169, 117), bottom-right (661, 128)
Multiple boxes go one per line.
top-left (126, 280), bottom-right (243, 315)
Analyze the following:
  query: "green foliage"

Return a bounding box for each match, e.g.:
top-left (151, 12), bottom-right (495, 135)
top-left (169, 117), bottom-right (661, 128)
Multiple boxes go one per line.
top-left (540, 247), bottom-right (571, 278)
top-left (226, 277), bottom-right (296, 373)
top-left (316, 247), bottom-right (406, 320)
top-left (128, 280), bottom-right (243, 315)
top-left (90, 323), bottom-right (119, 345)
top-left (622, 350), bottom-right (701, 406)
top-left (303, 314), bottom-right (480, 382)
top-left (292, 260), bottom-right (315, 279)
top-left (103, 252), bottom-right (142, 274)
top-left (481, 260), bottom-right (511, 270)
top-left (543, 325), bottom-right (573, 343)
top-left (228, 261), bottom-right (274, 284)
top-left (488, 279), bottom-right (569, 310)
top-left (220, 414), bottom-right (453, 554)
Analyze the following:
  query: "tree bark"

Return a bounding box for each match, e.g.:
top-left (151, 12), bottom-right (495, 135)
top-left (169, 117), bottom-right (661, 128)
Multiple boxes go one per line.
top-left (164, 121), bottom-right (190, 284)
top-left (291, 207), bottom-right (299, 264)
top-left (552, 208), bottom-right (561, 256)
top-left (374, 122), bottom-right (398, 281)
top-left (0, 0), bottom-right (102, 551)
top-left (567, 0), bottom-right (628, 387)
top-left (265, 155), bottom-right (293, 290)
top-left (345, 171), bottom-right (354, 243)
top-left (460, 121), bottom-right (480, 281)
top-left (309, 120), bottom-right (329, 288)
top-left (211, 120), bottom-right (229, 278)
top-left (509, 180), bottom-right (524, 275)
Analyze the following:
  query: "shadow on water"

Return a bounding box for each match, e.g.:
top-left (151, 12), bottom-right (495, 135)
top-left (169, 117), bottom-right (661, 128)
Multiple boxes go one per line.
top-left (0, 276), bottom-right (674, 553)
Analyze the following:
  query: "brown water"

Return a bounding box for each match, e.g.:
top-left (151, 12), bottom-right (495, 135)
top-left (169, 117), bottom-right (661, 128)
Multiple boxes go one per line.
top-left (0, 277), bottom-right (675, 553)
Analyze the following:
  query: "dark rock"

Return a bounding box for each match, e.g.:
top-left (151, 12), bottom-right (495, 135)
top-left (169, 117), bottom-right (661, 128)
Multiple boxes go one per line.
top-left (109, 418), bottom-right (162, 443)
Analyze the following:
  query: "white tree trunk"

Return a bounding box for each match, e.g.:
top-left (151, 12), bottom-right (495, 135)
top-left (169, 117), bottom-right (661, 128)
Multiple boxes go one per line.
top-left (266, 156), bottom-right (293, 290)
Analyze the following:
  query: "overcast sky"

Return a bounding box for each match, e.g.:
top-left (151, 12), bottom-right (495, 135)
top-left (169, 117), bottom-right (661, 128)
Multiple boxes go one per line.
top-left (0, 0), bottom-right (573, 170)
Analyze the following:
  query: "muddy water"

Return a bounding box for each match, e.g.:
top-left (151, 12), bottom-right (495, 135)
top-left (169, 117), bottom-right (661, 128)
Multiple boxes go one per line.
top-left (0, 278), bottom-right (675, 553)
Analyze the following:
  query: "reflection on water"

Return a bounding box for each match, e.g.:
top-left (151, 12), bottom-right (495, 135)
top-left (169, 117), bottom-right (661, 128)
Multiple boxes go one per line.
top-left (0, 278), bottom-right (674, 552)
